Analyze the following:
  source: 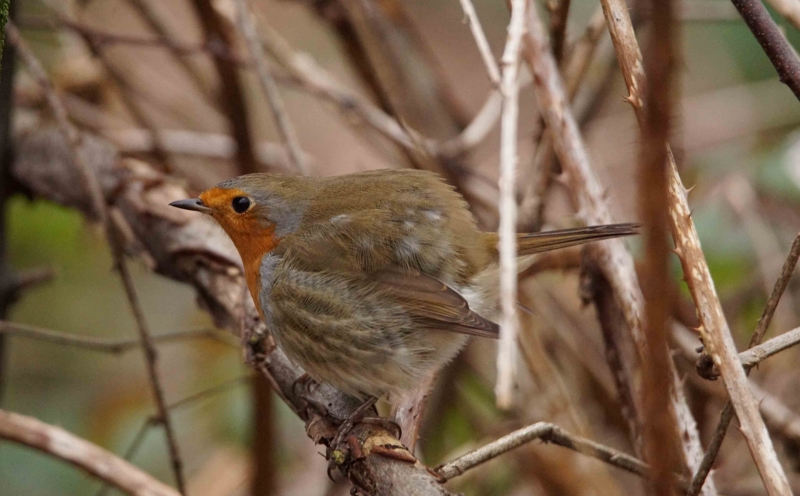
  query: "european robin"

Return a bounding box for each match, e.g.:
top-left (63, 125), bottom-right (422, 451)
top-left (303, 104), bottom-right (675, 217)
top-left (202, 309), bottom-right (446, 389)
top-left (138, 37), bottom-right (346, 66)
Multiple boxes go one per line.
top-left (170, 169), bottom-right (637, 400)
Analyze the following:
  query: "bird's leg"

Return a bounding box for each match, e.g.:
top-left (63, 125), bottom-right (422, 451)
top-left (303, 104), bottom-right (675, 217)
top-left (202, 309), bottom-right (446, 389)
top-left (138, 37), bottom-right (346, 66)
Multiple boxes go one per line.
top-left (332, 396), bottom-right (378, 449)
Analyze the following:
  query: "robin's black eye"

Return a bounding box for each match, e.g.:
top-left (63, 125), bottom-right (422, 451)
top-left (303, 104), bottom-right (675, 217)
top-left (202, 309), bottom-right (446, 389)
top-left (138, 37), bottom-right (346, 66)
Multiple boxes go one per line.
top-left (232, 197), bottom-right (251, 213)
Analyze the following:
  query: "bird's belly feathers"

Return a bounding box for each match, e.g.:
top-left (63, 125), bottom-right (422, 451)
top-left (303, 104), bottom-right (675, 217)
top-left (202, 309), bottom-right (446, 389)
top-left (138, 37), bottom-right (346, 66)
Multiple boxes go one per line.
top-left (259, 264), bottom-right (479, 399)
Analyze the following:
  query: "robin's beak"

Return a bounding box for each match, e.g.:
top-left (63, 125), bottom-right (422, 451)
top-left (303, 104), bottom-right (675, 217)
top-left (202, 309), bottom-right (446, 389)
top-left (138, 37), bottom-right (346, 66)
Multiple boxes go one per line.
top-left (169, 198), bottom-right (212, 214)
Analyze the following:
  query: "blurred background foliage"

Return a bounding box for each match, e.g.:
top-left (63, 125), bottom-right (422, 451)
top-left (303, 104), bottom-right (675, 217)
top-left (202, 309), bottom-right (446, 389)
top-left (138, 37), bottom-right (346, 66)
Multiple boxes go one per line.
top-left (3, 0), bottom-right (800, 494)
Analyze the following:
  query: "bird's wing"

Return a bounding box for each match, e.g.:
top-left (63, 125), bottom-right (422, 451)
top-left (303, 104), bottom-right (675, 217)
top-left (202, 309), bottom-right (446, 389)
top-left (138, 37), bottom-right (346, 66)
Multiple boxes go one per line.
top-left (370, 268), bottom-right (499, 339)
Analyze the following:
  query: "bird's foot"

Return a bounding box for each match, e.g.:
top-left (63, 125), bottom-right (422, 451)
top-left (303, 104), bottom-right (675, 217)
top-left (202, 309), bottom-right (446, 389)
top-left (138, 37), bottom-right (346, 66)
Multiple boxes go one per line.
top-left (332, 396), bottom-right (378, 449)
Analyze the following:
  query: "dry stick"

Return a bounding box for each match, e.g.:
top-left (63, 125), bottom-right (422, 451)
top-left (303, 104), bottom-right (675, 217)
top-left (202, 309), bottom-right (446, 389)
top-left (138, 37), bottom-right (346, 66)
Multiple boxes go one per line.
top-left (0, 410), bottom-right (180, 496)
top-left (740, 326), bottom-right (800, 369)
top-left (521, 5), bottom-right (712, 491)
top-left (0, 321), bottom-right (237, 352)
top-left (687, 234), bottom-right (800, 495)
top-left (639, 0), bottom-right (681, 492)
top-left (730, 0), bottom-right (800, 100)
top-left (495, 0), bottom-right (527, 410)
top-left (518, 6), bottom-right (607, 230)
top-left (5, 22), bottom-right (187, 495)
top-left (597, 0), bottom-right (790, 493)
top-left (436, 421), bottom-right (654, 483)
top-left (233, 0), bottom-right (307, 175)
top-left (457, 0), bottom-right (501, 86)
top-left (764, 0), bottom-right (800, 31)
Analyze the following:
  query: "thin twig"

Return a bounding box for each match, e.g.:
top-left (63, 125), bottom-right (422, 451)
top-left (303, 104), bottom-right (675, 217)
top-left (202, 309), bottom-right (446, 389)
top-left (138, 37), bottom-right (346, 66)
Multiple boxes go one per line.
top-left (457, 0), bottom-right (501, 86)
top-left (0, 409), bottom-right (180, 496)
top-left (0, 321), bottom-right (237, 351)
top-left (233, 0), bottom-right (307, 174)
top-left (436, 421), bottom-right (651, 482)
top-left (6, 22), bottom-right (187, 494)
top-left (495, 0), bottom-right (527, 410)
top-left (740, 326), bottom-right (800, 369)
top-left (597, 0), bottom-right (790, 493)
top-left (688, 233), bottom-right (800, 495)
top-left (730, 0), bottom-right (800, 100)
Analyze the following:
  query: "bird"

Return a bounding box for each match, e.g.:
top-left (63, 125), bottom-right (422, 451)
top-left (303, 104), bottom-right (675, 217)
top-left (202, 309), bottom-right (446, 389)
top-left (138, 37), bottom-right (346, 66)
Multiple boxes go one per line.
top-left (170, 169), bottom-right (637, 403)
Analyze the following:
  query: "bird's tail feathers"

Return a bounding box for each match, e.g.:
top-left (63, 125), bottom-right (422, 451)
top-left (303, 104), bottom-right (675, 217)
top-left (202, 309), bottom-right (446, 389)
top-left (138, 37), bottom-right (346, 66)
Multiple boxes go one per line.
top-left (483, 223), bottom-right (639, 259)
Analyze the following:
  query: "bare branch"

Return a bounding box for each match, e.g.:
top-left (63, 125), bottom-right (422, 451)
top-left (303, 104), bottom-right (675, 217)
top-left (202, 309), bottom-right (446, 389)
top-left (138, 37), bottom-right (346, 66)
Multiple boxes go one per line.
top-left (436, 421), bottom-right (656, 483)
top-left (0, 409), bottom-right (180, 496)
top-left (0, 321), bottom-right (237, 352)
top-left (233, 0), bottom-right (307, 174)
top-left (495, 0), bottom-right (527, 410)
top-left (457, 0), bottom-right (501, 86)
top-left (730, 0), bottom-right (800, 100)
top-left (740, 326), bottom-right (800, 369)
top-left (596, 0), bottom-right (790, 493)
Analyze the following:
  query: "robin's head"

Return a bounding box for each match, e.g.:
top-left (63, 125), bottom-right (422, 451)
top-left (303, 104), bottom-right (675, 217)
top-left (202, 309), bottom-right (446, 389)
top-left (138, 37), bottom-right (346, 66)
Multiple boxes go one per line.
top-left (170, 174), bottom-right (310, 253)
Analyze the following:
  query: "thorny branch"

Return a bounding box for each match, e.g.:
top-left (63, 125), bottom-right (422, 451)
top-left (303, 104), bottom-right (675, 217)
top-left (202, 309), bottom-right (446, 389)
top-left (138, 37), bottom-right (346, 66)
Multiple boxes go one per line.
top-left (689, 233), bottom-right (800, 495)
top-left (597, 0), bottom-right (790, 493)
top-left (521, 2), bottom-right (710, 489)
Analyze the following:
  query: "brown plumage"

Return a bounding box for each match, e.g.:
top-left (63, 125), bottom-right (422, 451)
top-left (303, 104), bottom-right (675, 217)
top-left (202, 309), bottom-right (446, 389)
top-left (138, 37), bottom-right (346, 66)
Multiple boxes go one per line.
top-left (170, 169), bottom-right (637, 399)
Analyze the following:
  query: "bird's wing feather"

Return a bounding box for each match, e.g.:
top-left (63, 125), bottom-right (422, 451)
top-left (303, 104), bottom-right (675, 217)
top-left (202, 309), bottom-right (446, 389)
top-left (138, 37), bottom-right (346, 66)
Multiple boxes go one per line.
top-left (370, 268), bottom-right (499, 338)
